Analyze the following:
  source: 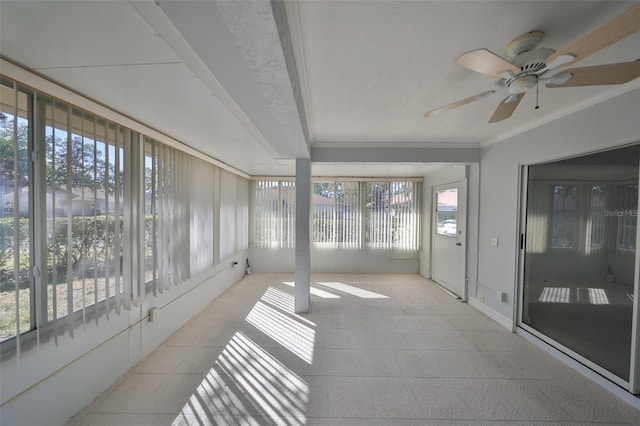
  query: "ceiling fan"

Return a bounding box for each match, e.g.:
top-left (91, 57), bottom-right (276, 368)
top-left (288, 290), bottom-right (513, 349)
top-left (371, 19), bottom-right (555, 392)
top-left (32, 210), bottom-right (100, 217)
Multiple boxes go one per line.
top-left (424, 4), bottom-right (640, 123)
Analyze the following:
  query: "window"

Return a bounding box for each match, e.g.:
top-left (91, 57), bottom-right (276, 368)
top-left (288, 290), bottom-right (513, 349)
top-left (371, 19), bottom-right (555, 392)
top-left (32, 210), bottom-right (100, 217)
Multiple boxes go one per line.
top-left (0, 81), bottom-right (31, 341)
top-left (220, 170), bottom-right (249, 261)
top-left (145, 139), bottom-right (222, 294)
top-left (1, 83), bottom-right (131, 346)
top-left (252, 179), bottom-right (420, 252)
top-left (144, 139), bottom-right (156, 286)
top-left (253, 180), bottom-right (295, 249)
top-left (0, 75), bottom-right (250, 357)
top-left (189, 155), bottom-right (216, 275)
top-left (366, 181), bottom-right (419, 250)
top-left (550, 185), bottom-right (576, 249)
top-left (154, 141), bottom-right (190, 290)
top-left (435, 188), bottom-right (457, 237)
top-left (43, 100), bottom-right (126, 323)
top-left (617, 184), bottom-right (637, 253)
top-left (528, 181), bottom-right (637, 255)
top-left (313, 181), bottom-right (360, 248)
top-left (589, 185), bottom-right (606, 253)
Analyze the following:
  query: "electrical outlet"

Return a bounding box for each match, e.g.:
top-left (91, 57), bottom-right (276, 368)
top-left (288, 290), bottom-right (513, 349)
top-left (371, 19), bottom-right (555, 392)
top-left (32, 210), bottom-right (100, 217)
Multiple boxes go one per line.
top-left (478, 293), bottom-right (484, 302)
top-left (497, 291), bottom-right (505, 302)
top-left (491, 237), bottom-right (499, 247)
top-left (148, 307), bottom-right (159, 322)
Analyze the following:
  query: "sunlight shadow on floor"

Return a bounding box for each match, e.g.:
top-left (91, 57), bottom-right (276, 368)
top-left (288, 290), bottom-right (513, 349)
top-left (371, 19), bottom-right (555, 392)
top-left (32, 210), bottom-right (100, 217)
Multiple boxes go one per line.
top-left (314, 281), bottom-right (389, 299)
top-left (173, 331), bottom-right (308, 425)
top-left (282, 281), bottom-right (341, 299)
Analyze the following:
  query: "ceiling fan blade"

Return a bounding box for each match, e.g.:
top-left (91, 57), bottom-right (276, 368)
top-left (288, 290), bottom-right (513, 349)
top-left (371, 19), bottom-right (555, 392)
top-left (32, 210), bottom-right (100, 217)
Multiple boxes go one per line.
top-left (424, 90), bottom-right (495, 117)
top-left (546, 61), bottom-right (640, 87)
top-left (546, 4), bottom-right (640, 69)
top-left (454, 49), bottom-right (520, 77)
top-left (546, 61), bottom-right (640, 88)
top-left (489, 93), bottom-right (525, 123)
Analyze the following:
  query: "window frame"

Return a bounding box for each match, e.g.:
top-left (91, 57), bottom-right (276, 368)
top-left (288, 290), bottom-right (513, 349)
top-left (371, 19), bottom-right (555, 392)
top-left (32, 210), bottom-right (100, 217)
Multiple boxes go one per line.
top-left (252, 177), bottom-right (421, 252)
top-left (435, 187), bottom-right (458, 238)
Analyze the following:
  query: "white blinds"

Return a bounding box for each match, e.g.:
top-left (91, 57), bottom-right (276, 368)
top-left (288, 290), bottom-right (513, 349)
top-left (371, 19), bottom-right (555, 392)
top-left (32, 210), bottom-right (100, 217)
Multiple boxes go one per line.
top-left (526, 182), bottom-right (623, 255)
top-left (526, 183), bottom-right (551, 253)
top-left (253, 180), bottom-right (279, 248)
top-left (219, 170), bottom-right (237, 261)
top-left (313, 181), bottom-right (360, 248)
top-left (282, 181), bottom-right (296, 248)
top-left (388, 181), bottom-right (419, 251)
top-left (1, 77), bottom-right (251, 358)
top-left (41, 100), bottom-right (129, 339)
top-left (236, 177), bottom-right (249, 252)
top-left (189, 157), bottom-right (215, 274)
top-left (0, 83), bottom-right (31, 348)
top-left (252, 179), bottom-right (420, 251)
top-left (150, 142), bottom-right (236, 292)
top-left (366, 181), bottom-right (419, 250)
top-left (155, 143), bottom-right (190, 291)
top-left (220, 170), bottom-right (250, 260)
top-left (253, 180), bottom-right (295, 248)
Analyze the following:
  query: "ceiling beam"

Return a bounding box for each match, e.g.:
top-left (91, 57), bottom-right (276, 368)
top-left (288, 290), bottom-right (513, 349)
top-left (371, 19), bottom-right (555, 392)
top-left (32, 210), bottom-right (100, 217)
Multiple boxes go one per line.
top-left (311, 147), bottom-right (480, 164)
top-left (215, 0), bottom-right (310, 158)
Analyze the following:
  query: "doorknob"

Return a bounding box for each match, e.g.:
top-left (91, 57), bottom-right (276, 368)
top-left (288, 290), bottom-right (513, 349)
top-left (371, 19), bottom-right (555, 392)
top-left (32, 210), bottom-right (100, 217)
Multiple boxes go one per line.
top-left (456, 242), bottom-right (462, 246)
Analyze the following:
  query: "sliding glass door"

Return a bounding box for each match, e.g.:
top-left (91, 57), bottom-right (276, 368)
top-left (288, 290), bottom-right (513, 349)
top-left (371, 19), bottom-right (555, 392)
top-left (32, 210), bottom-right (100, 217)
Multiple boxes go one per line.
top-left (520, 144), bottom-right (639, 389)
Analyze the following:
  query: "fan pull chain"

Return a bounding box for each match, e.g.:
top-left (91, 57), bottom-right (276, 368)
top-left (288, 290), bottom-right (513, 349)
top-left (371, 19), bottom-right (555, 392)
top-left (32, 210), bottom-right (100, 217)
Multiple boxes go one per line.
top-left (535, 79), bottom-right (540, 110)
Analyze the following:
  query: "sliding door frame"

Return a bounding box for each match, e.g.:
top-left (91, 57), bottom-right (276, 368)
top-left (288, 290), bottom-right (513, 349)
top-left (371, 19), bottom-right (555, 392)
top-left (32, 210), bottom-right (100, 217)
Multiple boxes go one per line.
top-left (516, 150), bottom-right (640, 394)
top-left (630, 151), bottom-right (640, 394)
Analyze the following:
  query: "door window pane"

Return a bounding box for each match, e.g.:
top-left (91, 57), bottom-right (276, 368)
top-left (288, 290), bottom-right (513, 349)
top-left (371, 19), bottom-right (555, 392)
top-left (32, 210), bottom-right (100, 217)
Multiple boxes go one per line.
top-left (436, 188), bottom-right (457, 237)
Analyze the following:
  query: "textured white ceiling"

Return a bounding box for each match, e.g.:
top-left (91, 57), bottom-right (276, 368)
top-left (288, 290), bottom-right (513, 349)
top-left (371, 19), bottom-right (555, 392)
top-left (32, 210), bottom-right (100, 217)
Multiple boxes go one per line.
top-left (1, 1), bottom-right (639, 177)
top-left (288, 0), bottom-right (640, 147)
top-left (0, 0), bottom-right (291, 175)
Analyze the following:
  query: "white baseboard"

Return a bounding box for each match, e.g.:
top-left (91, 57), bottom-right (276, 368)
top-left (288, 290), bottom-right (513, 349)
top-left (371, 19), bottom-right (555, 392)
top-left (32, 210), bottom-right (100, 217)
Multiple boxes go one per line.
top-left (468, 296), bottom-right (514, 331)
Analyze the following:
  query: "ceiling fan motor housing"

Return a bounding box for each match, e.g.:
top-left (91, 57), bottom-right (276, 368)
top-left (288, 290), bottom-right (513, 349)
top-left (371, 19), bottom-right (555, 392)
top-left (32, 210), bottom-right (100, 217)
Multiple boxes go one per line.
top-left (497, 47), bottom-right (556, 93)
top-left (506, 31), bottom-right (545, 57)
top-left (508, 75), bottom-right (537, 94)
top-left (511, 47), bottom-right (556, 70)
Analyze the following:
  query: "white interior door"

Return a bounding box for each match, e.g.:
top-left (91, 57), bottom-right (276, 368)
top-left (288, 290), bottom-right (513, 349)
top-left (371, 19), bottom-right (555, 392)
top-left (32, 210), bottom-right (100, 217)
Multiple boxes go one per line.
top-left (432, 181), bottom-right (466, 299)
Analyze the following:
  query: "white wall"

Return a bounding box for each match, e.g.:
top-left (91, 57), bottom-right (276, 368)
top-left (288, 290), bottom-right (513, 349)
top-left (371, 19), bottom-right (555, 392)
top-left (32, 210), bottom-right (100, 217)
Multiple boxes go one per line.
top-left (471, 88), bottom-right (640, 329)
top-left (249, 247), bottom-right (419, 274)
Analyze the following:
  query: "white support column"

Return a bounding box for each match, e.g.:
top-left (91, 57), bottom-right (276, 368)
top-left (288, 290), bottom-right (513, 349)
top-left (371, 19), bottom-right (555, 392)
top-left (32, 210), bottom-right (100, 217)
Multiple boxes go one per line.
top-left (295, 158), bottom-right (311, 313)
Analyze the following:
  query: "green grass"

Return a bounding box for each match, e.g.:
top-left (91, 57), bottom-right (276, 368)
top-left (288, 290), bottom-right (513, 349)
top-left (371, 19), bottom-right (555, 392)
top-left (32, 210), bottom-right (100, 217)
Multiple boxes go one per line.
top-left (0, 287), bottom-right (31, 340)
top-left (0, 276), bottom-right (122, 341)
